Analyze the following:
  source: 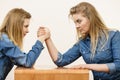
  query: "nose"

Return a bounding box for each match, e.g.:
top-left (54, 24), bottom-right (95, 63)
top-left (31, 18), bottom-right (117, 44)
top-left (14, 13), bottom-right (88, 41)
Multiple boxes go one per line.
top-left (75, 23), bottom-right (80, 28)
top-left (27, 30), bottom-right (29, 33)
top-left (26, 28), bottom-right (29, 33)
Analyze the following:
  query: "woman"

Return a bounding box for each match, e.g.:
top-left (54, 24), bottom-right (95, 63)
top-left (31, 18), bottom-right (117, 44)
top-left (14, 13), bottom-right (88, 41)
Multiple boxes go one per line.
top-left (0, 8), bottom-right (47, 80)
top-left (39, 2), bottom-right (120, 80)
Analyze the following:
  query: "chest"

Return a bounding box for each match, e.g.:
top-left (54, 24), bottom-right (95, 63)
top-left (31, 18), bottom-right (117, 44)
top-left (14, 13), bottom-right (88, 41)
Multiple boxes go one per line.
top-left (79, 41), bottom-right (113, 63)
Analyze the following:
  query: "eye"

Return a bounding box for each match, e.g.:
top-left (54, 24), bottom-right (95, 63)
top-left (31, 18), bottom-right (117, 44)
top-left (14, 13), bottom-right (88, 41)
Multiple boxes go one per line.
top-left (75, 19), bottom-right (81, 24)
top-left (76, 19), bottom-right (81, 24)
top-left (24, 25), bottom-right (29, 28)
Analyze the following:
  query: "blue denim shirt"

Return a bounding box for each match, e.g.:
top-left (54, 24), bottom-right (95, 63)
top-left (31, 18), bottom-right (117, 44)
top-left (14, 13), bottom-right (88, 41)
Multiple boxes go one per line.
top-left (0, 33), bottom-right (44, 80)
top-left (55, 30), bottom-right (120, 80)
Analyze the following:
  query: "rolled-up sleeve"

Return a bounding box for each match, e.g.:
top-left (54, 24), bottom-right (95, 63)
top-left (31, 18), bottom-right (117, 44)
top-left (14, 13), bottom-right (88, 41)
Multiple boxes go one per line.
top-left (107, 63), bottom-right (116, 74)
top-left (109, 31), bottom-right (120, 73)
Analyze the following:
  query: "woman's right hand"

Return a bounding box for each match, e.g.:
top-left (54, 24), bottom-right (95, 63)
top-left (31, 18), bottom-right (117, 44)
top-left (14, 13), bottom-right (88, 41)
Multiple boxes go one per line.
top-left (37, 27), bottom-right (51, 43)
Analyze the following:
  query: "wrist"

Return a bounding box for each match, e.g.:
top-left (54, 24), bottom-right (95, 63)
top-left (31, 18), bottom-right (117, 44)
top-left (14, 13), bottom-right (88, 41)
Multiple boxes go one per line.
top-left (45, 37), bottom-right (50, 41)
top-left (38, 37), bottom-right (46, 43)
top-left (45, 37), bottom-right (51, 42)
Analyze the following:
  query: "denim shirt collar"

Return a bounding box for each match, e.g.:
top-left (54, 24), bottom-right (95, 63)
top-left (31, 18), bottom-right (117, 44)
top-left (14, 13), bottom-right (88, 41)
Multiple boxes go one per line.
top-left (1, 33), bottom-right (11, 42)
top-left (80, 36), bottom-right (90, 42)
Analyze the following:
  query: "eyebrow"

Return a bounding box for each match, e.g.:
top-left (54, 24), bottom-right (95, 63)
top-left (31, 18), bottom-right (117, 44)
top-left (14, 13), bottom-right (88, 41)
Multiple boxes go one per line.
top-left (24, 25), bottom-right (29, 27)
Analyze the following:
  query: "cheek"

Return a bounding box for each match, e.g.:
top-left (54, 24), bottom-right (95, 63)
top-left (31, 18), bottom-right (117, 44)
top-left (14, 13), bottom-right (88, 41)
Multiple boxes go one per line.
top-left (85, 24), bottom-right (90, 30)
top-left (84, 21), bottom-right (90, 29)
top-left (22, 29), bottom-right (25, 33)
top-left (86, 26), bottom-right (90, 32)
top-left (23, 27), bottom-right (27, 32)
top-left (23, 29), bottom-right (27, 35)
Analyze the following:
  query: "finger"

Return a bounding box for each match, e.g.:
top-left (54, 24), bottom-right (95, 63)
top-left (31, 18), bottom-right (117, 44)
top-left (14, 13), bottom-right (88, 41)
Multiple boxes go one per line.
top-left (37, 29), bottom-right (45, 34)
top-left (37, 32), bottom-right (45, 36)
top-left (38, 27), bottom-right (45, 30)
top-left (37, 31), bottom-right (45, 37)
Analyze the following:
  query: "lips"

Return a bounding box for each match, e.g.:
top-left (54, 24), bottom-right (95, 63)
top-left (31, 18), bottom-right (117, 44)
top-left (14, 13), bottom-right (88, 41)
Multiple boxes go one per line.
top-left (23, 34), bottom-right (26, 37)
top-left (79, 29), bottom-right (84, 33)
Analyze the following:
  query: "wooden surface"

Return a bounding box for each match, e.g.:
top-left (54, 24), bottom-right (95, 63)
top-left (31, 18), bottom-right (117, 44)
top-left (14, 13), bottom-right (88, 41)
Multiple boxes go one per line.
top-left (14, 65), bottom-right (89, 80)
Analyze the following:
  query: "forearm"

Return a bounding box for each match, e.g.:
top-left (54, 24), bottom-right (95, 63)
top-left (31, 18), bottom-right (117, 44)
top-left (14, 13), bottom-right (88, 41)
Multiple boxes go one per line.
top-left (87, 64), bottom-right (109, 72)
top-left (45, 38), bottom-right (58, 61)
top-left (71, 64), bottom-right (109, 73)
top-left (4, 40), bottom-right (44, 67)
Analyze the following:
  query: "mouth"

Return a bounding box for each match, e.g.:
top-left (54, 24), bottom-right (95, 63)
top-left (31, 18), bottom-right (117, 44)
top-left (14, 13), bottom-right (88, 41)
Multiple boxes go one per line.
top-left (23, 34), bottom-right (26, 37)
top-left (78, 29), bottom-right (83, 33)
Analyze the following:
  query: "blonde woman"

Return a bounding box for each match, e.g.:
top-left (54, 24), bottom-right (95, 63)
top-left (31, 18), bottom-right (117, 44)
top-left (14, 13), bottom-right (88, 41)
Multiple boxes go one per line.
top-left (0, 8), bottom-right (47, 80)
top-left (38, 2), bottom-right (120, 80)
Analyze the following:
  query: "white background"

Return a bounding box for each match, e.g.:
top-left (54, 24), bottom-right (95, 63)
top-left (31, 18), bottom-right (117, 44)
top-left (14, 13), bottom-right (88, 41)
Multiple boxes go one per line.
top-left (0, 0), bottom-right (120, 80)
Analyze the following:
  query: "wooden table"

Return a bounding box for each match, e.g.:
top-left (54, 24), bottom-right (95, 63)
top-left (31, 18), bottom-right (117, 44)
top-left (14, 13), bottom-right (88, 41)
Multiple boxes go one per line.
top-left (14, 65), bottom-right (89, 80)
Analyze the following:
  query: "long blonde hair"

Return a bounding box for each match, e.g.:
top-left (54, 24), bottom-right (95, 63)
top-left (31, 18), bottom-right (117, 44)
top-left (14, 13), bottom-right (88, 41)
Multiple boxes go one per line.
top-left (69, 2), bottom-right (109, 55)
top-left (0, 8), bottom-right (31, 49)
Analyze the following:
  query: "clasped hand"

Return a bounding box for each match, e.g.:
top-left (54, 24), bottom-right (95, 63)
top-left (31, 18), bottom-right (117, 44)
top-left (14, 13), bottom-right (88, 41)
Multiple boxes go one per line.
top-left (37, 27), bottom-right (50, 43)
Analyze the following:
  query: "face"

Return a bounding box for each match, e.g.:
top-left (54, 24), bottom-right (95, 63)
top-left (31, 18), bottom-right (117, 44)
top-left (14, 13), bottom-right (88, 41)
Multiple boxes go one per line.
top-left (23, 19), bottom-right (30, 37)
top-left (72, 13), bottom-right (90, 35)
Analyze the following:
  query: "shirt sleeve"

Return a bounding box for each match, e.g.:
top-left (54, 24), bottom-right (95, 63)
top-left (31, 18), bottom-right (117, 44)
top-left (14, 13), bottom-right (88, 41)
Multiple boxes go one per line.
top-left (1, 40), bottom-right (44, 67)
top-left (54, 42), bottom-right (81, 67)
top-left (107, 30), bottom-right (120, 73)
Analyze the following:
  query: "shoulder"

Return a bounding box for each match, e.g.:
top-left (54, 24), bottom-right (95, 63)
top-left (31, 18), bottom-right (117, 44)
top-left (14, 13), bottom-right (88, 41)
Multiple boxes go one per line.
top-left (0, 33), bottom-right (14, 48)
top-left (109, 29), bottom-right (120, 35)
top-left (0, 33), bottom-right (12, 43)
top-left (108, 29), bottom-right (120, 40)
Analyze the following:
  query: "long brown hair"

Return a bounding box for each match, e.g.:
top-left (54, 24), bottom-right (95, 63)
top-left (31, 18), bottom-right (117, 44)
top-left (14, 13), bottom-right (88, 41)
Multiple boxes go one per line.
top-left (69, 2), bottom-right (109, 55)
top-left (0, 8), bottom-right (31, 49)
